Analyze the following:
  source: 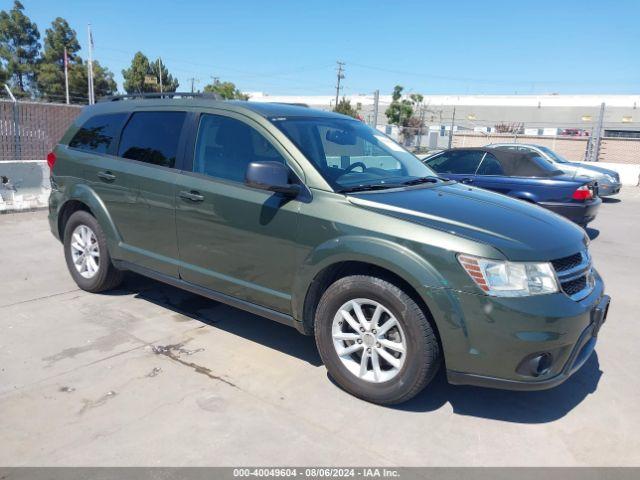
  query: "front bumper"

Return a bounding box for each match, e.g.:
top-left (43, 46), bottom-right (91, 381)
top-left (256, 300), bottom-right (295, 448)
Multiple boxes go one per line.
top-left (540, 197), bottom-right (601, 226)
top-left (598, 182), bottom-right (622, 197)
top-left (442, 274), bottom-right (609, 391)
top-left (448, 294), bottom-right (609, 390)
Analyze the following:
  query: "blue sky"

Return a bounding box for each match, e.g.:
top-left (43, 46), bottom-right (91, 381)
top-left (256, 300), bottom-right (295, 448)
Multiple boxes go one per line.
top-left (7, 0), bottom-right (640, 96)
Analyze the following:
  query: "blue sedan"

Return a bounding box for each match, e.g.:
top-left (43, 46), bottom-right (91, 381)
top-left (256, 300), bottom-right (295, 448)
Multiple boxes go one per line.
top-left (424, 147), bottom-right (601, 226)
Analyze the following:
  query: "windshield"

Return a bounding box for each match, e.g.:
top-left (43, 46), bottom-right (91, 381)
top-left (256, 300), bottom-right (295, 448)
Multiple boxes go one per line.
top-left (271, 116), bottom-right (437, 191)
top-left (537, 145), bottom-right (570, 164)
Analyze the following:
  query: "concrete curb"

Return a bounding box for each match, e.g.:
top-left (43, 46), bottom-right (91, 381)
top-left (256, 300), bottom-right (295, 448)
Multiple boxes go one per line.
top-left (0, 160), bottom-right (50, 213)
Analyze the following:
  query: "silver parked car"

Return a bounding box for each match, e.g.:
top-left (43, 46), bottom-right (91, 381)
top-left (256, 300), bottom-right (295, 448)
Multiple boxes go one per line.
top-left (486, 143), bottom-right (622, 196)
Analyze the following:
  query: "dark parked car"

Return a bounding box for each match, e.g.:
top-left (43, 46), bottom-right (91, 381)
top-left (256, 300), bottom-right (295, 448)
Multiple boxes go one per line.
top-left (424, 148), bottom-right (601, 226)
top-left (486, 144), bottom-right (621, 197)
top-left (48, 95), bottom-right (609, 404)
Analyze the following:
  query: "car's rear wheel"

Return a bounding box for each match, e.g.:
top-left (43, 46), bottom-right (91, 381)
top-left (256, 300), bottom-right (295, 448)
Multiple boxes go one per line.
top-left (314, 275), bottom-right (440, 405)
top-left (63, 211), bottom-right (123, 292)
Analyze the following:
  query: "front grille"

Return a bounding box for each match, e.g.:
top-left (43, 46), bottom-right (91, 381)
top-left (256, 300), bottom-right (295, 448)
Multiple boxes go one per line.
top-left (551, 253), bottom-right (583, 272)
top-left (551, 251), bottom-right (593, 300)
top-left (561, 276), bottom-right (587, 296)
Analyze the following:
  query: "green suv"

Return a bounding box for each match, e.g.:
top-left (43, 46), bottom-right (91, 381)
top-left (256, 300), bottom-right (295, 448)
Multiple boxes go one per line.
top-left (48, 94), bottom-right (610, 404)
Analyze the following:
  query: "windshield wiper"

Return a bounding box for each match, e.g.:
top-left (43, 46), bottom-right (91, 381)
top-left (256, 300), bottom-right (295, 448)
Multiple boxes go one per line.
top-left (337, 183), bottom-right (403, 193)
top-left (402, 176), bottom-right (441, 186)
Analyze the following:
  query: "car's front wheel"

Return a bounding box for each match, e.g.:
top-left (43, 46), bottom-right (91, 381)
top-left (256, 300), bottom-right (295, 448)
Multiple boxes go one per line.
top-left (314, 275), bottom-right (440, 405)
top-left (63, 210), bottom-right (123, 292)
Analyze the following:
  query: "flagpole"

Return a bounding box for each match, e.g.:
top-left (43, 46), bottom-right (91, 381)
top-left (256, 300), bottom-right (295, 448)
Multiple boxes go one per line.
top-left (63, 47), bottom-right (70, 104)
top-left (87, 24), bottom-right (95, 104)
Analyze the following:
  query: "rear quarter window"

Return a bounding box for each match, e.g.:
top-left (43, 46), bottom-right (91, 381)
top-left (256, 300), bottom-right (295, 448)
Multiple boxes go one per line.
top-left (68, 113), bottom-right (128, 154)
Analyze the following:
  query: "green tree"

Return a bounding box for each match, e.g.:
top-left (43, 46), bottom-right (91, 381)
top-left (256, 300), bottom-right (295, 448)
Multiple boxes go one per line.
top-left (0, 1), bottom-right (41, 95)
top-left (149, 59), bottom-right (178, 92)
top-left (122, 51), bottom-right (152, 93)
top-left (385, 86), bottom-right (424, 145)
top-left (334, 97), bottom-right (360, 118)
top-left (385, 85), bottom-right (414, 125)
top-left (203, 79), bottom-right (248, 100)
top-left (122, 52), bottom-right (179, 93)
top-left (36, 17), bottom-right (82, 101)
top-left (41, 17), bottom-right (80, 63)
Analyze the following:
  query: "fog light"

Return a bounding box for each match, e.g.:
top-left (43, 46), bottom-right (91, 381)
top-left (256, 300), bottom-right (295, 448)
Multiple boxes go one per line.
top-left (516, 352), bottom-right (553, 377)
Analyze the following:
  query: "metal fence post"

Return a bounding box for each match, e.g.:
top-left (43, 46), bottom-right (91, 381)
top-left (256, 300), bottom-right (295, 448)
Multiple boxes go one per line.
top-left (12, 100), bottom-right (21, 160)
top-left (4, 85), bottom-right (21, 160)
top-left (586, 102), bottom-right (605, 162)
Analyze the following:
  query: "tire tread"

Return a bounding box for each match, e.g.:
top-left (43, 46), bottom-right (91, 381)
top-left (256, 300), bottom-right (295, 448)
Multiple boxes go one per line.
top-left (314, 275), bottom-right (440, 405)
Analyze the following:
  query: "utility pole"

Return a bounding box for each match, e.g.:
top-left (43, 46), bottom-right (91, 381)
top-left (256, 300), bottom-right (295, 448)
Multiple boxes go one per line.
top-left (63, 47), bottom-right (70, 104)
top-left (334, 61), bottom-right (345, 109)
top-left (371, 89), bottom-right (379, 128)
top-left (188, 77), bottom-right (199, 93)
top-left (87, 24), bottom-right (95, 104)
top-left (158, 58), bottom-right (163, 93)
top-left (416, 103), bottom-right (425, 150)
top-left (448, 106), bottom-right (456, 149)
top-left (589, 102), bottom-right (605, 162)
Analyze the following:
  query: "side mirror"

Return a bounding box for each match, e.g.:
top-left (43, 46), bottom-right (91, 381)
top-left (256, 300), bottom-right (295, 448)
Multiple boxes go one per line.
top-left (245, 161), bottom-right (300, 197)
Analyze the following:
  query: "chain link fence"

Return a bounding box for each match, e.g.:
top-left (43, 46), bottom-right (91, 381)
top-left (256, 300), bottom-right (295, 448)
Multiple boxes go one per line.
top-left (397, 123), bottom-right (640, 165)
top-left (1, 100), bottom-right (82, 161)
top-left (443, 132), bottom-right (640, 165)
top-left (1, 99), bottom-right (639, 166)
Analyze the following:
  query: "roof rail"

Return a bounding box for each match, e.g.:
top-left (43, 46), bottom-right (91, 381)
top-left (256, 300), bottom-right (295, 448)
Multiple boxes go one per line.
top-left (99, 91), bottom-right (222, 102)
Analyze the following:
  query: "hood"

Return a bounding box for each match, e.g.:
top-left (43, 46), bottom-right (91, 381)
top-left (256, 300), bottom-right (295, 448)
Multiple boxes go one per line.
top-left (349, 182), bottom-right (587, 261)
top-left (569, 162), bottom-right (618, 179)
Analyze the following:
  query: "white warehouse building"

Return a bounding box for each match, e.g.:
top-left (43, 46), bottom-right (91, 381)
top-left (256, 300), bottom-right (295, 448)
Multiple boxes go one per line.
top-left (246, 92), bottom-right (640, 140)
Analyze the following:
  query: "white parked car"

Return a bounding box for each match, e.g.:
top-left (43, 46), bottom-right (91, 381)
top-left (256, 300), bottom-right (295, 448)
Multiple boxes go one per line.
top-left (486, 143), bottom-right (622, 196)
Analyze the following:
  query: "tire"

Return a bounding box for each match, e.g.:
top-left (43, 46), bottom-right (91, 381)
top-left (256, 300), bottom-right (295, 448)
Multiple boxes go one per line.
top-left (314, 275), bottom-right (440, 405)
top-left (63, 210), bottom-right (123, 292)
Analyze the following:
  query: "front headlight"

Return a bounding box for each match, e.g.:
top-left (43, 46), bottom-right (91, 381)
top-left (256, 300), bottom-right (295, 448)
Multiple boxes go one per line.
top-left (604, 174), bottom-right (617, 183)
top-left (458, 254), bottom-right (558, 297)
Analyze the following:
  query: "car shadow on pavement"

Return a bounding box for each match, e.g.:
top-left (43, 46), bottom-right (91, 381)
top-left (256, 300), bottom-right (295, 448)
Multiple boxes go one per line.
top-left (108, 273), bottom-right (602, 422)
top-left (395, 352), bottom-right (602, 423)
top-left (107, 273), bottom-right (323, 367)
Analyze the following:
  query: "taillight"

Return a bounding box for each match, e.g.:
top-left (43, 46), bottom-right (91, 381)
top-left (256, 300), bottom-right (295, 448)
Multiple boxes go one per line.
top-left (46, 151), bottom-right (57, 170)
top-left (572, 185), bottom-right (593, 201)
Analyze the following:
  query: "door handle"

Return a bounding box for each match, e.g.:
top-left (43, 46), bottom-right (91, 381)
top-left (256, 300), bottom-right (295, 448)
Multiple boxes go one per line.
top-left (97, 171), bottom-right (116, 182)
top-left (461, 177), bottom-right (473, 184)
top-left (179, 190), bottom-right (204, 202)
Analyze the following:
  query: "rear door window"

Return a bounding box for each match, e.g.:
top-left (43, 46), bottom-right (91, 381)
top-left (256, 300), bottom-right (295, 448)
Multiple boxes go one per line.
top-left (68, 113), bottom-right (128, 154)
top-left (428, 151), bottom-right (483, 174)
top-left (476, 153), bottom-right (505, 175)
top-left (117, 111), bottom-right (187, 168)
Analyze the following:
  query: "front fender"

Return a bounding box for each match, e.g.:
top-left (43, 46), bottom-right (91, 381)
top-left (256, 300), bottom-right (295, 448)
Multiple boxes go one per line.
top-left (291, 235), bottom-right (472, 362)
top-left (292, 236), bottom-right (443, 320)
top-left (293, 236), bottom-right (446, 307)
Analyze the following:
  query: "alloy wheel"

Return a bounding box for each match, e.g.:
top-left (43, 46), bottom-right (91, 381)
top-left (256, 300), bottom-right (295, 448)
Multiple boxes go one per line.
top-left (331, 298), bottom-right (407, 383)
top-left (70, 224), bottom-right (100, 279)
